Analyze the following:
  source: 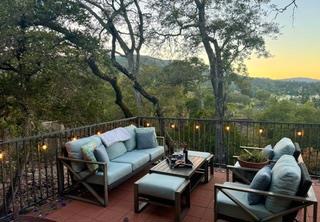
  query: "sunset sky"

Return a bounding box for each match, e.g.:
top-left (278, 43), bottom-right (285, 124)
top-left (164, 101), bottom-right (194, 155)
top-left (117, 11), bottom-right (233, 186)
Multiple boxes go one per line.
top-left (246, 0), bottom-right (320, 80)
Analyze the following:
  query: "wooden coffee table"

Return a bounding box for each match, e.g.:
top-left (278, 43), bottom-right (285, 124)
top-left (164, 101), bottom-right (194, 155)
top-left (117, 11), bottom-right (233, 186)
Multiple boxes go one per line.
top-left (149, 156), bottom-right (206, 191)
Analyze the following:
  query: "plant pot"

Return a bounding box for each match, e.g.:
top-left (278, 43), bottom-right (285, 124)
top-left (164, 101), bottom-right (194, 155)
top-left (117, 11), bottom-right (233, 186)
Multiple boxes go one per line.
top-left (237, 157), bottom-right (269, 169)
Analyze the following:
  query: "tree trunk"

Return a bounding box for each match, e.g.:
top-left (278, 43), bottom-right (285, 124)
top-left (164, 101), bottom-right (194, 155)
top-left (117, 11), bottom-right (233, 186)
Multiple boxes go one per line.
top-left (86, 56), bottom-right (133, 118)
top-left (127, 53), bottom-right (143, 114)
top-left (212, 68), bottom-right (226, 166)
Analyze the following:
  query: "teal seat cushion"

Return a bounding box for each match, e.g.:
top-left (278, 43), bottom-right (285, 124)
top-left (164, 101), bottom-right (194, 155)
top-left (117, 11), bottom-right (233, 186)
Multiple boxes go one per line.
top-left (111, 151), bottom-right (150, 170)
top-left (262, 144), bottom-right (274, 160)
top-left (135, 127), bottom-right (158, 149)
top-left (272, 137), bottom-right (295, 161)
top-left (188, 150), bottom-right (211, 159)
top-left (65, 135), bottom-right (101, 172)
top-left (130, 146), bottom-right (164, 161)
top-left (217, 182), bottom-right (281, 222)
top-left (106, 142), bottom-right (127, 160)
top-left (137, 173), bottom-right (186, 200)
top-left (80, 162), bottom-right (132, 185)
top-left (248, 166), bottom-right (272, 205)
top-left (265, 155), bottom-right (301, 213)
top-left (124, 125), bottom-right (137, 151)
top-left (94, 144), bottom-right (110, 164)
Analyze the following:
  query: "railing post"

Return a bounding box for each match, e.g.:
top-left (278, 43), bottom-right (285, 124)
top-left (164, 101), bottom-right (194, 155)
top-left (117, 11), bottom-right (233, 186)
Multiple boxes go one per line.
top-left (57, 133), bottom-right (64, 196)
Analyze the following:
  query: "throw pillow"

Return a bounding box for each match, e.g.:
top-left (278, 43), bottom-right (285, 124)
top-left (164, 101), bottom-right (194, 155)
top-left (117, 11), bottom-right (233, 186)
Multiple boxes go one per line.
top-left (265, 155), bottom-right (301, 213)
top-left (124, 125), bottom-right (137, 151)
top-left (261, 144), bottom-right (274, 160)
top-left (106, 142), bottom-right (127, 160)
top-left (135, 127), bottom-right (158, 149)
top-left (247, 166), bottom-right (272, 205)
top-left (272, 137), bottom-right (295, 161)
top-left (81, 141), bottom-right (99, 172)
top-left (99, 127), bottom-right (131, 147)
top-left (94, 144), bottom-right (110, 164)
top-left (65, 135), bottom-right (101, 172)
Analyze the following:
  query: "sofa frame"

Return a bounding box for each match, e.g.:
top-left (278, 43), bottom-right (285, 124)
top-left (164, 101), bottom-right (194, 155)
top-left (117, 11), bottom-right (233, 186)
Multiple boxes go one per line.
top-left (57, 136), bottom-right (165, 206)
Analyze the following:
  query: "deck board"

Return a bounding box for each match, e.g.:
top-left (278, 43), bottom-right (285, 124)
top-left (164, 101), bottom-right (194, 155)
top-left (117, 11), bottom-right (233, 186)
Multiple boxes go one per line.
top-left (39, 168), bottom-right (320, 222)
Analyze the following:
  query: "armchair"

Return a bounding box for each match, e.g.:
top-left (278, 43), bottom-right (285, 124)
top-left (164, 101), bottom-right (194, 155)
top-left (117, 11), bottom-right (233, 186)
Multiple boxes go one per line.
top-left (214, 162), bottom-right (317, 222)
top-left (227, 142), bottom-right (301, 184)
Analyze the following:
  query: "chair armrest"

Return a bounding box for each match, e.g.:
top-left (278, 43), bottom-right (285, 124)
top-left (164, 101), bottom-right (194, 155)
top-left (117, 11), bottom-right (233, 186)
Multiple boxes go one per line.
top-left (215, 183), bottom-right (317, 203)
top-left (240, 146), bottom-right (263, 151)
top-left (156, 136), bottom-right (165, 146)
top-left (226, 165), bottom-right (260, 173)
top-left (58, 156), bottom-right (107, 166)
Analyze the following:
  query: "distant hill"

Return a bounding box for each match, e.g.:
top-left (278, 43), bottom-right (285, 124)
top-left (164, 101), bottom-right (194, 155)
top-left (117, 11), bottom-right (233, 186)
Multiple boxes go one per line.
top-left (280, 78), bottom-right (320, 83)
top-left (116, 55), bottom-right (320, 98)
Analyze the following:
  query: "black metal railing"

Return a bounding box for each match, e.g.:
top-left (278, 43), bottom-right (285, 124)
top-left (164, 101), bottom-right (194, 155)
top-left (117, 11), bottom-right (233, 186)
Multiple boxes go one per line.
top-left (0, 116), bottom-right (320, 220)
top-left (139, 117), bottom-right (320, 175)
top-left (0, 117), bottom-right (138, 220)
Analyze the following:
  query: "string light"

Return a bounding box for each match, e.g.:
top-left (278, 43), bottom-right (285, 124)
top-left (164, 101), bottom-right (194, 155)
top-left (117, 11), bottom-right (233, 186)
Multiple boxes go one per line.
top-left (297, 131), bottom-right (303, 137)
top-left (195, 124), bottom-right (200, 130)
top-left (225, 126), bottom-right (230, 131)
top-left (72, 137), bottom-right (77, 141)
top-left (97, 131), bottom-right (101, 135)
top-left (170, 123), bottom-right (176, 129)
top-left (146, 122), bottom-right (150, 127)
top-left (41, 144), bottom-right (48, 151)
top-left (259, 128), bottom-right (263, 134)
top-left (0, 152), bottom-right (3, 160)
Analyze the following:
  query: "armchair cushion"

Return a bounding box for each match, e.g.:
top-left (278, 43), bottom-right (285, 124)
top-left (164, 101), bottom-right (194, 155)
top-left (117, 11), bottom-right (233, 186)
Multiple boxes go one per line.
top-left (248, 166), bottom-right (272, 205)
top-left (135, 127), bottom-right (158, 149)
top-left (106, 142), bottom-right (127, 160)
top-left (272, 137), bottom-right (295, 161)
top-left (265, 155), bottom-right (301, 213)
top-left (65, 135), bottom-right (101, 172)
top-left (262, 144), bottom-right (274, 160)
top-left (124, 125), bottom-right (137, 151)
top-left (81, 141), bottom-right (99, 172)
top-left (217, 182), bottom-right (281, 222)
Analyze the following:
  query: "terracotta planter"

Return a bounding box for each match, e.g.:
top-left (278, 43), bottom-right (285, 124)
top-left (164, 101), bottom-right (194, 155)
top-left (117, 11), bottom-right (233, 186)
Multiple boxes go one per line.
top-left (237, 157), bottom-right (269, 169)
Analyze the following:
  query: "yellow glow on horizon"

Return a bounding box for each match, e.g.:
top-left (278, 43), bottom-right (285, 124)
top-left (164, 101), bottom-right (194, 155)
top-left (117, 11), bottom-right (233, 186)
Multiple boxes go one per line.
top-left (246, 52), bottom-right (320, 80)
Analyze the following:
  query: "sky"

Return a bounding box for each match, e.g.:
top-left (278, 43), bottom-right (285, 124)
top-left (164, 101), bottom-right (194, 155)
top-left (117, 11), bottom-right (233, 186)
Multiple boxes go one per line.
top-left (246, 0), bottom-right (320, 80)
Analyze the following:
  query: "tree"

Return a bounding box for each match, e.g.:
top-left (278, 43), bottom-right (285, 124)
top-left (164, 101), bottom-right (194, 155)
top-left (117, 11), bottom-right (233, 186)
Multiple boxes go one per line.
top-left (149, 0), bottom-right (279, 164)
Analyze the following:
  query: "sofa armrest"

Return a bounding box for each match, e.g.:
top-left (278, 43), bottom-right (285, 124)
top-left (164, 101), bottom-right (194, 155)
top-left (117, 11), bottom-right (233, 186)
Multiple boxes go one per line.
top-left (156, 136), bottom-right (165, 146)
top-left (58, 156), bottom-right (107, 166)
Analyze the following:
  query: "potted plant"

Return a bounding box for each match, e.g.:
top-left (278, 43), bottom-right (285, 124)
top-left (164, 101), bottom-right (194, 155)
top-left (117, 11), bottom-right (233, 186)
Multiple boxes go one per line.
top-left (238, 149), bottom-right (269, 169)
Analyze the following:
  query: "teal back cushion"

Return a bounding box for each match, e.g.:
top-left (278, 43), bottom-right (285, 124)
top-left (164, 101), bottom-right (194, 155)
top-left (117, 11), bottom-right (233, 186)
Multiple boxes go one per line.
top-left (272, 137), bottom-right (295, 161)
top-left (124, 125), bottom-right (137, 151)
top-left (94, 144), bottom-right (110, 164)
top-left (262, 144), bottom-right (274, 160)
top-left (106, 142), bottom-right (127, 160)
top-left (135, 127), bottom-right (158, 149)
top-left (265, 155), bottom-right (301, 213)
top-left (248, 165), bottom-right (272, 205)
top-left (65, 135), bottom-right (101, 172)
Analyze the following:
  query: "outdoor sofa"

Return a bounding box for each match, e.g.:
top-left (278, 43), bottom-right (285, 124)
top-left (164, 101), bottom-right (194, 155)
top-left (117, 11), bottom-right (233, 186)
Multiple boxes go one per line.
top-left (58, 125), bottom-right (165, 206)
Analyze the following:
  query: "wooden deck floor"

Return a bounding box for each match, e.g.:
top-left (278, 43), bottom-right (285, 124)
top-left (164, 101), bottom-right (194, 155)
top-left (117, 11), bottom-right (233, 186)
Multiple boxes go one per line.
top-left (38, 168), bottom-right (319, 222)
